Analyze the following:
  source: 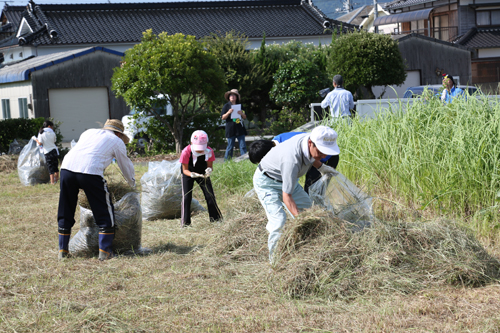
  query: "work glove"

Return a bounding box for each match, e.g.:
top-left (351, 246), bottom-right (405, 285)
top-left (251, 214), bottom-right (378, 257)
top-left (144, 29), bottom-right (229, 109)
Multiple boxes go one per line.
top-left (204, 167), bottom-right (213, 178)
top-left (191, 172), bottom-right (203, 178)
top-left (318, 163), bottom-right (339, 176)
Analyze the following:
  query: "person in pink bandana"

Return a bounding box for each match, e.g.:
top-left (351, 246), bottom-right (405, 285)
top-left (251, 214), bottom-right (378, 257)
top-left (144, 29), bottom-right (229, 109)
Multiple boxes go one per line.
top-left (179, 130), bottom-right (222, 227)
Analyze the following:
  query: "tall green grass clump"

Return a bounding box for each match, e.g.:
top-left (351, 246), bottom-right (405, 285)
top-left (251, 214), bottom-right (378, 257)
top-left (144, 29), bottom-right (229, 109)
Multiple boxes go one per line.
top-left (211, 160), bottom-right (256, 195)
top-left (325, 94), bottom-right (500, 235)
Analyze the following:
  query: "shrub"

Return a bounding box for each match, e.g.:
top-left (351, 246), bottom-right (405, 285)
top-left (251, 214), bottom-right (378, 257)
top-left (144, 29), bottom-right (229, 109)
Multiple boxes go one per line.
top-left (0, 118), bottom-right (45, 153)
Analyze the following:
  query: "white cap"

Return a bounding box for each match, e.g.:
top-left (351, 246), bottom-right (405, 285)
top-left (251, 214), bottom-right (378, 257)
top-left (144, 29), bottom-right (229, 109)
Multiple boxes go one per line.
top-left (310, 126), bottom-right (340, 156)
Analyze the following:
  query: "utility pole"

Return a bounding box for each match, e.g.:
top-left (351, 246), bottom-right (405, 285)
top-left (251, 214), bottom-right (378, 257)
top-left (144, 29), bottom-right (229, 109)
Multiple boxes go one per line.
top-left (373, 0), bottom-right (379, 33)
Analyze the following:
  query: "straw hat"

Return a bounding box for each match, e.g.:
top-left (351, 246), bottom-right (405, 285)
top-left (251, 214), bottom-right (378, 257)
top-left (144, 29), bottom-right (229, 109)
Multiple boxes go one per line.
top-left (224, 89), bottom-right (241, 101)
top-left (103, 119), bottom-right (130, 144)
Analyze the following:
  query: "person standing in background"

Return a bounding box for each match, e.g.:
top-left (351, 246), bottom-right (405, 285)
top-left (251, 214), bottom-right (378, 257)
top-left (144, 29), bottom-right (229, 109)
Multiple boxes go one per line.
top-left (321, 75), bottom-right (354, 118)
top-left (34, 120), bottom-right (59, 185)
top-left (221, 89), bottom-right (247, 161)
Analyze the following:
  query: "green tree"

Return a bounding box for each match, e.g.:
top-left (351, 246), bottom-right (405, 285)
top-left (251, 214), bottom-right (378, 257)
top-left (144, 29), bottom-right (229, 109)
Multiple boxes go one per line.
top-left (202, 31), bottom-right (268, 119)
top-left (252, 38), bottom-right (330, 128)
top-left (269, 58), bottom-right (329, 132)
top-left (326, 30), bottom-right (407, 99)
top-left (112, 30), bottom-right (226, 153)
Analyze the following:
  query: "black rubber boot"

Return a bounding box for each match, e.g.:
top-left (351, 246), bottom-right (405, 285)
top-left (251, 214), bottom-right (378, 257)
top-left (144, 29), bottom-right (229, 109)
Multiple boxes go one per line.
top-left (58, 228), bottom-right (71, 260)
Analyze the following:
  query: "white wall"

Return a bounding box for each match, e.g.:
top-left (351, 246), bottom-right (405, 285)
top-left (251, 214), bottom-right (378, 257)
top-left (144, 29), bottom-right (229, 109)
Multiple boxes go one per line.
top-left (478, 48), bottom-right (500, 58)
top-left (2, 46), bottom-right (37, 65)
top-left (372, 70), bottom-right (421, 99)
top-left (0, 81), bottom-right (33, 119)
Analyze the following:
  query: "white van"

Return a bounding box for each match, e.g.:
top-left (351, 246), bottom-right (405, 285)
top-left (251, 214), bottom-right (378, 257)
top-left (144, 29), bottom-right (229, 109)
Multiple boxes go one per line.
top-left (121, 96), bottom-right (173, 148)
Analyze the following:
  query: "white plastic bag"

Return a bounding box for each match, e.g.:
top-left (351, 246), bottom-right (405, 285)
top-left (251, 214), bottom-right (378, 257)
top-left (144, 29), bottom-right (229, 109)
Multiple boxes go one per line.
top-left (69, 192), bottom-right (148, 256)
top-left (141, 160), bottom-right (206, 220)
top-left (309, 173), bottom-right (374, 230)
top-left (17, 138), bottom-right (49, 186)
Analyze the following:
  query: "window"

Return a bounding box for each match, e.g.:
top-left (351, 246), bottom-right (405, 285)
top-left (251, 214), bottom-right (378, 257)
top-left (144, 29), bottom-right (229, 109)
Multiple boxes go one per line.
top-left (18, 98), bottom-right (28, 118)
top-left (411, 19), bottom-right (425, 32)
top-left (2, 99), bottom-right (10, 119)
top-left (434, 15), bottom-right (449, 41)
top-left (477, 10), bottom-right (500, 26)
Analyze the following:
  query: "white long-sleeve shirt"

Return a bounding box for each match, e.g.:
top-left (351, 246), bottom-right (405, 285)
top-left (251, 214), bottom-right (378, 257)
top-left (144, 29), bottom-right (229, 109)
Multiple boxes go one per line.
top-left (320, 87), bottom-right (354, 118)
top-left (61, 129), bottom-right (136, 187)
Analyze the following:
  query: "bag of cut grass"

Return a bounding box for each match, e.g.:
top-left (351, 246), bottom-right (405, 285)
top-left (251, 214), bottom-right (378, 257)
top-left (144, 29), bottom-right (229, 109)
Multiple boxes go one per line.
top-left (69, 192), bottom-right (147, 256)
top-left (141, 160), bottom-right (205, 220)
top-left (309, 173), bottom-right (373, 229)
top-left (17, 138), bottom-right (49, 186)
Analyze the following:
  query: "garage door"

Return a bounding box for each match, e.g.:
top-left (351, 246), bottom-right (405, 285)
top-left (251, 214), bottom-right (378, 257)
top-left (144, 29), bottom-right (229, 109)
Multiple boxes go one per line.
top-left (49, 87), bottom-right (109, 141)
top-left (372, 71), bottom-right (421, 99)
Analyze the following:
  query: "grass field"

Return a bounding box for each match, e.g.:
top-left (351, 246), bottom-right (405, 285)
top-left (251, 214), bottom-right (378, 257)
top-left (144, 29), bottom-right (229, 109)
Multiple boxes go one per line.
top-left (2, 156), bottom-right (500, 332)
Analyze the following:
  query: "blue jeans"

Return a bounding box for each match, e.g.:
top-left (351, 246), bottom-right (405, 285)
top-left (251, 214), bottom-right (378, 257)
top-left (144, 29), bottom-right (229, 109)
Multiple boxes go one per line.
top-left (224, 134), bottom-right (247, 161)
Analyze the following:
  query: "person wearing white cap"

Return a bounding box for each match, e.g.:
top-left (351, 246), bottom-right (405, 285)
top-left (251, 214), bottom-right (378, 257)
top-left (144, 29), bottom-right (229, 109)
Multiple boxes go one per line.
top-left (253, 126), bottom-right (340, 263)
top-left (57, 119), bottom-right (136, 261)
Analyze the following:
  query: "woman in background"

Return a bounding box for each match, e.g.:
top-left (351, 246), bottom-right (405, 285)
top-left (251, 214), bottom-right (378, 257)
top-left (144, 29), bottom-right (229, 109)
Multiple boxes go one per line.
top-left (35, 120), bottom-right (59, 184)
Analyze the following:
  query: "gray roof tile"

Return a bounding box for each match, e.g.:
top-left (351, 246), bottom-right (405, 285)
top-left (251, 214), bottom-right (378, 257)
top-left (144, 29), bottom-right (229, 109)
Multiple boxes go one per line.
top-left (455, 27), bottom-right (500, 48)
top-left (15, 0), bottom-right (355, 46)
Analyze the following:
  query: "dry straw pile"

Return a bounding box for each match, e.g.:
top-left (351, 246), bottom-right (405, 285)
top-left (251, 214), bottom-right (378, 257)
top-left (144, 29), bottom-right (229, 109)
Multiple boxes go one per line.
top-left (78, 180), bottom-right (136, 209)
top-left (269, 207), bottom-right (500, 300)
top-left (0, 155), bottom-right (17, 173)
top-left (207, 198), bottom-right (269, 261)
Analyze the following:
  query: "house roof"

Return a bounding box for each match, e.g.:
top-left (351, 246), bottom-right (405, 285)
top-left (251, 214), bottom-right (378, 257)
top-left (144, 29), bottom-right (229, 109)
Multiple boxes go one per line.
top-left (337, 5), bottom-right (373, 25)
top-left (14, 0), bottom-right (355, 47)
top-left (0, 46), bottom-right (123, 84)
top-left (394, 32), bottom-right (470, 51)
top-left (384, 0), bottom-right (436, 10)
top-left (1, 5), bottom-right (25, 34)
top-left (455, 28), bottom-right (500, 49)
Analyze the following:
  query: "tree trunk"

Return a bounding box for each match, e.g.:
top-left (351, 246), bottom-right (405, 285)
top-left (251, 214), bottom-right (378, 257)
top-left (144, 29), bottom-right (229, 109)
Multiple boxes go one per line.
top-left (173, 122), bottom-right (183, 154)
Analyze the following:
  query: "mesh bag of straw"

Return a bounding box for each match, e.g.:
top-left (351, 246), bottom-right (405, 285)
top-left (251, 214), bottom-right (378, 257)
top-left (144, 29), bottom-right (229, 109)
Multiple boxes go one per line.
top-left (17, 138), bottom-right (50, 186)
top-left (309, 173), bottom-right (374, 229)
top-left (69, 192), bottom-right (145, 256)
top-left (141, 160), bottom-right (205, 220)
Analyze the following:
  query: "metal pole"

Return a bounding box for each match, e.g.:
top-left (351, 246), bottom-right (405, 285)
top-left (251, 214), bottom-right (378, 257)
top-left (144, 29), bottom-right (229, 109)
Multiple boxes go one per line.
top-left (373, 0), bottom-right (379, 33)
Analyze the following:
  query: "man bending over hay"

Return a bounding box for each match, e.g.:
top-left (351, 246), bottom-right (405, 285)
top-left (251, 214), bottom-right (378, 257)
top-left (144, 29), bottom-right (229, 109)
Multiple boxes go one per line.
top-left (57, 119), bottom-right (136, 261)
top-left (253, 126), bottom-right (340, 263)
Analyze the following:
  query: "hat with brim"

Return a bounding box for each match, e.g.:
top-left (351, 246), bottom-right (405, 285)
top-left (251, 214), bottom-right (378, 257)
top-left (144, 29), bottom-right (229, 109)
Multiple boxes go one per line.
top-left (224, 89), bottom-right (241, 101)
top-left (191, 130), bottom-right (209, 151)
top-left (310, 126), bottom-right (340, 156)
top-left (103, 119), bottom-right (130, 144)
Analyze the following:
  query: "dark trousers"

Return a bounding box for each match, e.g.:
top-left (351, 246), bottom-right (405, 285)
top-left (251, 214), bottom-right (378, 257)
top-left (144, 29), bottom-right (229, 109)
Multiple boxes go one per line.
top-left (58, 169), bottom-right (115, 230)
top-left (304, 155), bottom-right (340, 194)
top-left (181, 174), bottom-right (222, 226)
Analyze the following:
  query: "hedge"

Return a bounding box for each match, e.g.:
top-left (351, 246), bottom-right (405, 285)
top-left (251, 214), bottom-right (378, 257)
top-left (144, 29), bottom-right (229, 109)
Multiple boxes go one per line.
top-left (0, 118), bottom-right (45, 153)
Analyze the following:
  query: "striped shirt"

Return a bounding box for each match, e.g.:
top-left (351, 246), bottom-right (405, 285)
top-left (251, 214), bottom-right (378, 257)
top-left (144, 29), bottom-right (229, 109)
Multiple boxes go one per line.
top-left (61, 129), bottom-right (136, 187)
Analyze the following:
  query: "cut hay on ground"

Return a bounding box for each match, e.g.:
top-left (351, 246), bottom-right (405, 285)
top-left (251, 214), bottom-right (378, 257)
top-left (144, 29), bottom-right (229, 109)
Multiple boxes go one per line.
top-left (271, 207), bottom-right (500, 300)
top-left (0, 155), bottom-right (17, 173)
top-left (206, 198), bottom-right (268, 261)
